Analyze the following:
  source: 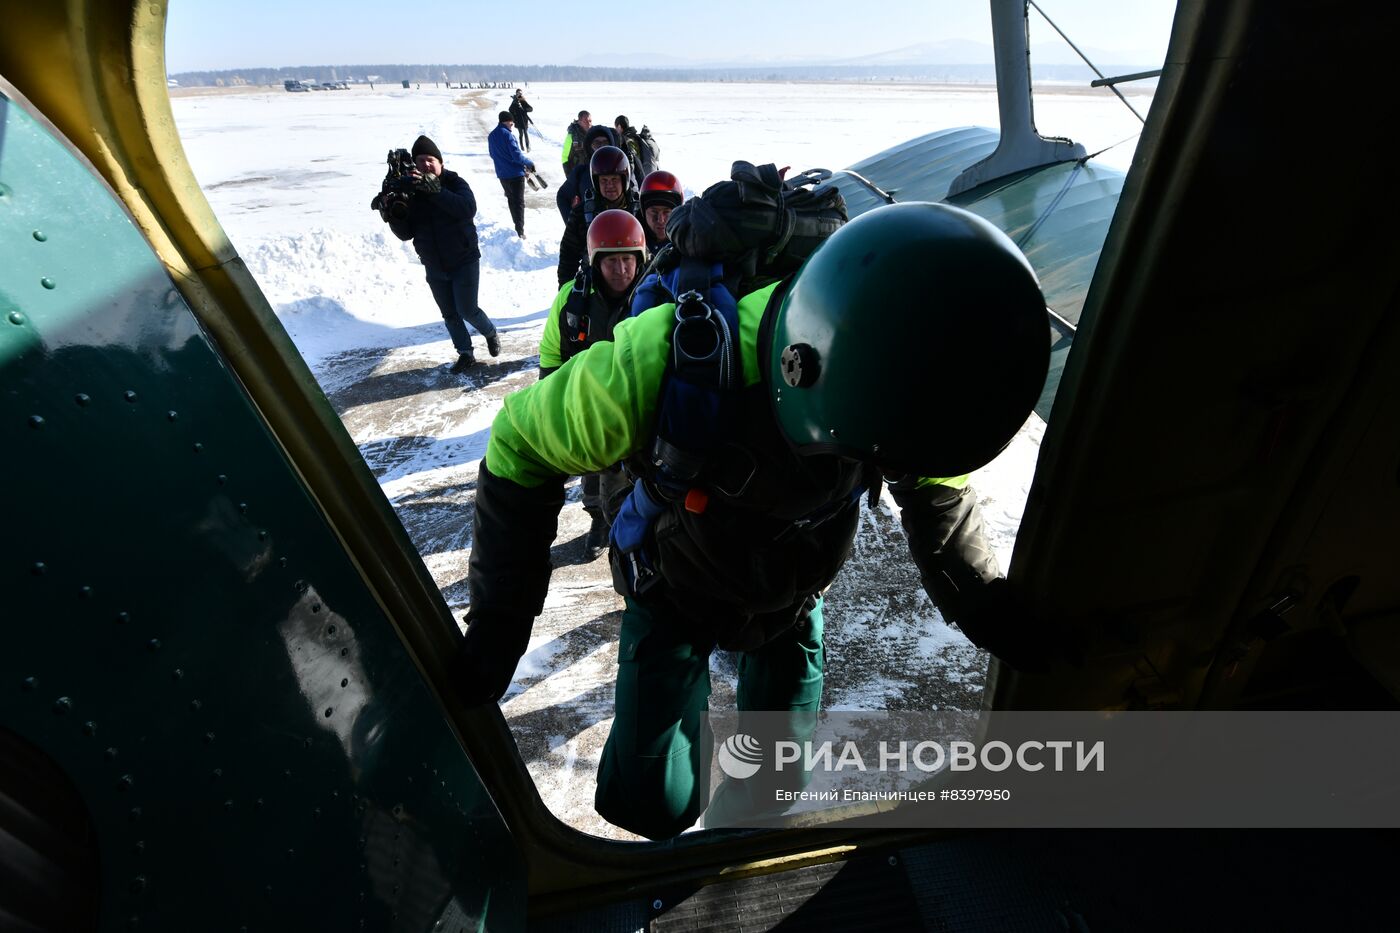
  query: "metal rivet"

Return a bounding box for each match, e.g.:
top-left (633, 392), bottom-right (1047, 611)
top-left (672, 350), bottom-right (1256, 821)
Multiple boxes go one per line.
top-left (32, 230), bottom-right (47, 242)
top-left (130, 876), bottom-right (146, 894)
top-left (171, 669), bottom-right (183, 681)
top-left (217, 474), bottom-right (227, 486)
top-left (189, 699), bottom-right (202, 711)
top-left (124, 390), bottom-right (138, 403)
top-left (118, 774), bottom-right (134, 792)
top-left (255, 798), bottom-right (264, 809)
top-left (238, 503), bottom-right (248, 514)
top-left (106, 748), bottom-right (119, 761)
top-left (224, 799), bottom-right (234, 810)
top-left (40, 277), bottom-right (55, 289)
top-left (78, 585), bottom-right (93, 599)
top-left (287, 848), bottom-right (295, 858)
top-left (279, 557), bottom-right (288, 568)
top-left (888, 855), bottom-right (898, 866)
top-left (652, 899), bottom-right (663, 911)
top-left (204, 732), bottom-right (215, 744)
top-left (53, 696), bottom-right (72, 714)
top-left (192, 442), bottom-right (203, 453)
top-left (74, 393), bottom-right (90, 406)
top-left (30, 562), bottom-right (46, 576)
top-left (133, 840), bottom-right (145, 854)
top-left (28, 415), bottom-right (44, 429)
top-left (829, 428), bottom-right (839, 439)
top-left (257, 530), bottom-right (268, 541)
top-left (83, 721), bottom-right (97, 736)
top-left (129, 806), bottom-right (140, 820)
top-left (147, 639), bottom-right (161, 651)
top-left (210, 768), bottom-right (222, 781)
top-left (21, 676), bottom-right (38, 691)
top-left (312, 604), bottom-right (322, 614)
top-left (284, 770), bottom-right (293, 780)
top-left (303, 737), bottom-right (312, 749)
top-left (166, 410), bottom-right (178, 422)
top-left (116, 612), bottom-right (130, 624)
top-left (7, 311), bottom-right (24, 325)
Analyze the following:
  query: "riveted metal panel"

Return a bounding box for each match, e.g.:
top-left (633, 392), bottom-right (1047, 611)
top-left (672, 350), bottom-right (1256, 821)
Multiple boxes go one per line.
top-left (1, 88), bottom-right (524, 932)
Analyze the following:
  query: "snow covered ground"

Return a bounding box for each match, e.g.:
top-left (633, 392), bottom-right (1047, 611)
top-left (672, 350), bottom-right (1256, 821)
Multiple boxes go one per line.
top-left (171, 80), bottom-right (1150, 839)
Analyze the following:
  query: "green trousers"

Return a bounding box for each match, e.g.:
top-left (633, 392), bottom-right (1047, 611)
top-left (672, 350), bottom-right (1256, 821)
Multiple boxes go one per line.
top-left (594, 596), bottom-right (825, 839)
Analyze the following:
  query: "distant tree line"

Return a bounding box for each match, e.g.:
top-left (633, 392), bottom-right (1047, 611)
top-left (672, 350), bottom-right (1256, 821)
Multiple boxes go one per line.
top-left (169, 61), bottom-right (1141, 88)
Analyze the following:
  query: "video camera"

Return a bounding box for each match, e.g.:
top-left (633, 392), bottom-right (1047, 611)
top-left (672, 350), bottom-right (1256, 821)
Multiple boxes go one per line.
top-left (370, 148), bottom-right (417, 220)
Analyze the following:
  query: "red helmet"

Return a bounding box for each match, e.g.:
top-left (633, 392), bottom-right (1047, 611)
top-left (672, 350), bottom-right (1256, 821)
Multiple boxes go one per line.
top-left (586, 209), bottom-right (646, 266)
top-left (639, 171), bottom-right (683, 210)
top-left (589, 145), bottom-right (630, 194)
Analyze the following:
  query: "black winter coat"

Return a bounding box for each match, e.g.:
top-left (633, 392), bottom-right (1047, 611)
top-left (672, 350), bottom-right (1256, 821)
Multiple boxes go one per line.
top-left (509, 96), bottom-right (532, 128)
top-left (387, 169), bottom-right (480, 275)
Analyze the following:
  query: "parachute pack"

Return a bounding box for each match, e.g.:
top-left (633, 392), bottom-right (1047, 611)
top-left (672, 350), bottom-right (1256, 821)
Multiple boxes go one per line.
top-left (636, 126), bottom-right (661, 176)
top-left (666, 161), bottom-right (848, 286)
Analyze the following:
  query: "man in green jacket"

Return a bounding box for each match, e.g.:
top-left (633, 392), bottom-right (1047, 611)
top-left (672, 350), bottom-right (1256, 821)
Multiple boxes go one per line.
top-left (539, 209), bottom-right (647, 556)
top-left (456, 201), bottom-right (1051, 839)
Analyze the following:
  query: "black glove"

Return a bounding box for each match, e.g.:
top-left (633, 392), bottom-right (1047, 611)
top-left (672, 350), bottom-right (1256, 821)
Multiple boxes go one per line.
top-left (453, 611), bottom-right (533, 704)
top-left (412, 172), bottom-right (441, 195)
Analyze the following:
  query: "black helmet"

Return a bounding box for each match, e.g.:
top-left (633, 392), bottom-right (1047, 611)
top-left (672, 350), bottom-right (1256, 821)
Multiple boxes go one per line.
top-left (769, 202), bottom-right (1049, 477)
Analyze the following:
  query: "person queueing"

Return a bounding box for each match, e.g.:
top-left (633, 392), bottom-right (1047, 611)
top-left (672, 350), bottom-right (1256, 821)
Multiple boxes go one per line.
top-left (382, 134), bottom-right (500, 373)
top-left (488, 111), bottom-right (535, 239)
top-left (613, 114), bottom-right (648, 182)
top-left (454, 199), bottom-right (1053, 838)
top-left (508, 89), bottom-right (533, 151)
top-left (637, 170), bottom-right (683, 254)
top-left (561, 110), bottom-right (591, 174)
top-left (556, 145), bottom-right (640, 286)
top-left (538, 209), bottom-right (647, 557)
top-left (555, 125), bottom-right (620, 223)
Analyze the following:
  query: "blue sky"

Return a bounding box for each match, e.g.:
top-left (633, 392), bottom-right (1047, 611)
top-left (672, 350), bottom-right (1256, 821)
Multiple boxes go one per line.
top-left (166, 0), bottom-right (1177, 73)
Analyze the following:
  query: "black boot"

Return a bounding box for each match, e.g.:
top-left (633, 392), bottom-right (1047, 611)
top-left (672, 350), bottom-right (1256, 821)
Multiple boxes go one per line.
top-left (449, 353), bottom-right (476, 374)
top-left (582, 512), bottom-right (608, 560)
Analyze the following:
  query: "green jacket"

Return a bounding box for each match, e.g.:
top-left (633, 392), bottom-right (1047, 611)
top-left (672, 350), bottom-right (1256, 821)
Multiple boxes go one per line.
top-left (491, 284), bottom-right (774, 486)
top-left (496, 282), bottom-right (967, 489)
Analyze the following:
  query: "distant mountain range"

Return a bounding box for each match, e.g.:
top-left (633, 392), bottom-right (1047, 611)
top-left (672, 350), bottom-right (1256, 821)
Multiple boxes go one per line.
top-left (171, 41), bottom-right (1161, 89)
top-left (568, 39), bottom-right (1161, 70)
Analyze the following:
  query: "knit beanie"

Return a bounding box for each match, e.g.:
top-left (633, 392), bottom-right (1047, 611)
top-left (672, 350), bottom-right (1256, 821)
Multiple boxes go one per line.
top-left (411, 135), bottom-right (442, 161)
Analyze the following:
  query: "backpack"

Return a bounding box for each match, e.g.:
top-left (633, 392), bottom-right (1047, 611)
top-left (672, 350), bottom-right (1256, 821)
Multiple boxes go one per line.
top-left (667, 161), bottom-right (847, 286)
top-left (636, 126), bottom-right (661, 176)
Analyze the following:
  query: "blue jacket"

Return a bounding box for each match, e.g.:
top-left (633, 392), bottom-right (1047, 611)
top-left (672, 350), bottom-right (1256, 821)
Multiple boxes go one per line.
top-left (488, 123), bottom-right (534, 179)
top-left (386, 169), bottom-right (480, 275)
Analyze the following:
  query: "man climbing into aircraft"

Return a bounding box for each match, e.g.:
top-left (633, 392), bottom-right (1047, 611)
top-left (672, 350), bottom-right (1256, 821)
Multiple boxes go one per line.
top-left (455, 180), bottom-right (1051, 838)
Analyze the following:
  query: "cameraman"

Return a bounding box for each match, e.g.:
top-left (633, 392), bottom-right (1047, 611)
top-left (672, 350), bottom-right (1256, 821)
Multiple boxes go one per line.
top-left (382, 135), bottom-right (501, 372)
